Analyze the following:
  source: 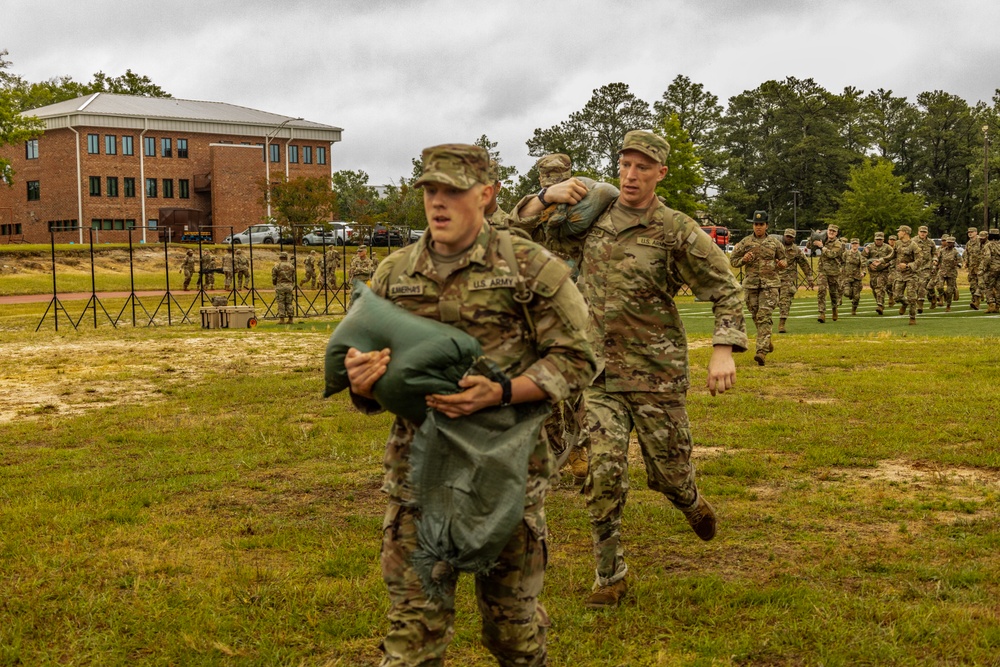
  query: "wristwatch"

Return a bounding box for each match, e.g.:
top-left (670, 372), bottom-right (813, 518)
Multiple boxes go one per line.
top-left (537, 187), bottom-right (549, 207)
top-left (499, 376), bottom-right (512, 407)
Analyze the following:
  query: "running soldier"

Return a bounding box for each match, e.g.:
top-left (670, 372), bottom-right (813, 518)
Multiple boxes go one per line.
top-left (863, 232), bottom-right (893, 314)
top-left (892, 225), bottom-right (922, 325)
top-left (222, 250), bottom-right (234, 291)
top-left (981, 228), bottom-right (1000, 312)
top-left (936, 235), bottom-right (960, 311)
top-left (180, 249), bottom-right (195, 290)
top-left (965, 227), bottom-right (982, 309)
top-left (777, 228), bottom-right (813, 333)
top-left (730, 211), bottom-right (783, 365)
top-left (271, 251), bottom-right (295, 324)
top-left (201, 250), bottom-right (218, 290)
top-left (813, 224), bottom-right (845, 322)
top-left (913, 225), bottom-right (936, 312)
top-left (302, 251), bottom-right (317, 289)
top-left (842, 238), bottom-right (865, 315)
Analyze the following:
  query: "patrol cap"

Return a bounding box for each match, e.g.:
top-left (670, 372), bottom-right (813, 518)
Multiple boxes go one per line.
top-left (968, 227), bottom-right (978, 233)
top-left (783, 228), bottom-right (796, 237)
top-left (980, 230), bottom-right (989, 238)
top-left (536, 153), bottom-right (572, 187)
top-left (747, 210), bottom-right (768, 224)
top-left (897, 225), bottom-right (912, 235)
top-left (889, 234), bottom-right (897, 240)
top-left (279, 251), bottom-right (288, 259)
top-left (918, 225), bottom-right (929, 233)
top-left (414, 144), bottom-right (490, 190)
top-left (358, 244), bottom-right (368, 251)
top-left (851, 238), bottom-right (860, 244)
top-left (186, 249), bottom-right (193, 254)
top-left (990, 228), bottom-right (1000, 235)
top-left (874, 232), bottom-right (884, 240)
top-left (827, 224), bottom-right (839, 232)
top-left (619, 130), bottom-right (670, 165)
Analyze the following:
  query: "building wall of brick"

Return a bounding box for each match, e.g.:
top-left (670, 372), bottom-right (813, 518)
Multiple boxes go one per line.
top-left (1, 125), bottom-right (333, 244)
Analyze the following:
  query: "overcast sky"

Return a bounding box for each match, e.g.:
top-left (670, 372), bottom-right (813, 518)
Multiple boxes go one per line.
top-left (5, 0), bottom-right (1000, 184)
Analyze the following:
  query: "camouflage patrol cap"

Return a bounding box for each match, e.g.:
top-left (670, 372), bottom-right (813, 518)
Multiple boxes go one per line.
top-left (897, 225), bottom-right (912, 235)
top-left (536, 153), bottom-right (573, 187)
top-left (918, 225), bottom-right (929, 233)
top-left (783, 228), bottom-right (796, 237)
top-left (827, 224), bottom-right (839, 232)
top-left (889, 234), bottom-right (897, 240)
top-left (874, 232), bottom-right (884, 240)
top-left (279, 251), bottom-right (288, 259)
top-left (619, 130), bottom-right (670, 165)
top-left (968, 227), bottom-right (978, 233)
top-left (850, 238), bottom-right (860, 244)
top-left (414, 144), bottom-right (490, 190)
top-left (980, 230), bottom-right (989, 238)
top-left (186, 249), bottom-right (193, 254)
top-left (358, 245), bottom-right (368, 251)
top-left (990, 228), bottom-right (1000, 235)
top-left (747, 210), bottom-right (768, 224)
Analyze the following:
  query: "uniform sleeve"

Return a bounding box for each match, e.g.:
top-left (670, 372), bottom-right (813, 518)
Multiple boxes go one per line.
top-left (729, 238), bottom-right (750, 267)
top-left (795, 251), bottom-right (813, 278)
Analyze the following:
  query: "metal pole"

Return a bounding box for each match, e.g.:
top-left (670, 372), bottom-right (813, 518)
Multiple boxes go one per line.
top-left (89, 228), bottom-right (98, 328)
top-left (984, 125), bottom-right (990, 230)
top-left (50, 231), bottom-right (59, 332)
top-left (129, 229), bottom-right (137, 327)
top-left (164, 235), bottom-right (172, 325)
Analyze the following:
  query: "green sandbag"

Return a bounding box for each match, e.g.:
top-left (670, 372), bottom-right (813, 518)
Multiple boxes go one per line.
top-left (540, 178), bottom-right (620, 239)
top-left (409, 401), bottom-right (551, 601)
top-left (324, 282), bottom-right (483, 424)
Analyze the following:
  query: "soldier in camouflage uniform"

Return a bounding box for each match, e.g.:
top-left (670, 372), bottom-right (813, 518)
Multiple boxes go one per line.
top-left (730, 211), bottom-right (783, 365)
top-left (302, 251), bottom-right (317, 289)
top-left (271, 251), bottom-right (296, 323)
top-left (345, 144), bottom-right (595, 667)
top-left (965, 227), bottom-right (982, 309)
top-left (813, 224), bottom-right (845, 322)
top-left (936, 235), bottom-right (960, 311)
top-left (485, 159), bottom-right (509, 229)
top-left (200, 250), bottom-right (218, 289)
top-left (777, 228), bottom-right (813, 333)
top-left (891, 225), bottom-right (922, 325)
top-left (180, 249), bottom-right (195, 290)
top-left (863, 232), bottom-right (893, 314)
top-left (913, 225), bottom-right (937, 312)
top-left (517, 131), bottom-right (747, 610)
top-left (886, 235), bottom-right (899, 307)
top-left (222, 250), bottom-right (234, 291)
top-left (234, 248), bottom-right (250, 290)
top-left (348, 245), bottom-right (377, 307)
top-left (842, 238), bottom-right (865, 315)
top-left (982, 228), bottom-right (1000, 313)
top-left (322, 246), bottom-right (341, 291)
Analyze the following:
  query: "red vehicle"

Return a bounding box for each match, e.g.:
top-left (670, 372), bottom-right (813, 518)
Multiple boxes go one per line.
top-left (700, 225), bottom-right (729, 249)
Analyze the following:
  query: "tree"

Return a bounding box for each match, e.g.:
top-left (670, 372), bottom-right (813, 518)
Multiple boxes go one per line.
top-left (88, 69), bottom-right (170, 97)
top-left (379, 178), bottom-right (425, 229)
top-left (0, 49), bottom-right (44, 185)
top-left (330, 170), bottom-right (380, 224)
top-left (473, 133), bottom-right (521, 210)
top-left (654, 113), bottom-right (704, 217)
top-left (829, 158), bottom-right (931, 239)
top-left (262, 176), bottom-right (338, 240)
top-left (654, 75), bottom-right (725, 203)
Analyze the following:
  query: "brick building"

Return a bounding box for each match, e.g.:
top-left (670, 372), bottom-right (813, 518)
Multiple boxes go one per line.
top-left (0, 93), bottom-right (342, 244)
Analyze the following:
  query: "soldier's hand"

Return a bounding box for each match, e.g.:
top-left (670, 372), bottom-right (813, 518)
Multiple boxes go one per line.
top-left (813, 240), bottom-right (823, 248)
top-left (777, 259), bottom-right (788, 269)
top-left (706, 345), bottom-right (736, 396)
top-left (545, 178), bottom-right (589, 206)
top-left (345, 347), bottom-right (390, 399)
top-left (427, 375), bottom-right (500, 418)
top-left (743, 251), bottom-right (755, 263)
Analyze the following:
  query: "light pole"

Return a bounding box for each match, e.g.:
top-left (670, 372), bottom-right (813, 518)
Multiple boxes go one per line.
top-left (984, 125), bottom-right (990, 230)
top-left (264, 117), bottom-right (303, 218)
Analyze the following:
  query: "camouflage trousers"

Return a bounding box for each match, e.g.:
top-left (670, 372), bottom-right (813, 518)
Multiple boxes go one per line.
top-left (236, 270), bottom-right (250, 290)
top-left (843, 278), bottom-right (863, 308)
top-left (380, 502), bottom-right (549, 667)
top-left (869, 271), bottom-right (890, 307)
top-left (301, 266), bottom-right (316, 288)
top-left (816, 273), bottom-right (841, 317)
top-left (583, 387), bottom-right (696, 587)
top-left (968, 268), bottom-right (980, 298)
top-left (893, 276), bottom-right (918, 317)
top-left (777, 282), bottom-right (797, 319)
top-left (915, 269), bottom-right (933, 300)
top-left (182, 268), bottom-right (193, 290)
top-left (937, 276), bottom-right (958, 305)
top-left (274, 284), bottom-right (294, 319)
top-left (544, 396), bottom-right (586, 471)
top-left (983, 269), bottom-right (1000, 305)
top-left (745, 287), bottom-right (777, 356)
top-left (223, 269), bottom-right (233, 291)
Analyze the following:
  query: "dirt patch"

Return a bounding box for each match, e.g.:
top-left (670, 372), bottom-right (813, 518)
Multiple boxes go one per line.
top-left (841, 459), bottom-right (1000, 487)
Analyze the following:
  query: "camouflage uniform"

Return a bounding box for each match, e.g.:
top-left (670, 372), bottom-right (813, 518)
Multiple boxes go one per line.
top-left (842, 240), bottom-right (865, 314)
top-left (981, 230), bottom-right (1000, 312)
top-left (235, 250), bottom-right (250, 290)
top-left (886, 236), bottom-right (899, 306)
top-left (201, 251), bottom-right (217, 289)
top-left (302, 252), bottom-right (317, 289)
top-left (271, 253), bottom-right (296, 323)
top-left (222, 252), bottom-right (234, 291)
top-left (863, 234), bottom-right (893, 313)
top-left (729, 217), bottom-right (782, 362)
top-left (322, 246), bottom-right (341, 291)
top-left (577, 133), bottom-right (747, 593)
top-left (913, 227), bottom-right (936, 310)
top-left (777, 230), bottom-right (814, 331)
top-left (964, 228), bottom-right (982, 307)
top-left (891, 226), bottom-right (922, 322)
top-left (360, 150), bottom-right (595, 665)
top-left (815, 225), bottom-right (846, 322)
top-left (180, 250), bottom-right (195, 290)
top-left (348, 248), bottom-right (378, 306)
top-left (936, 237), bottom-right (960, 310)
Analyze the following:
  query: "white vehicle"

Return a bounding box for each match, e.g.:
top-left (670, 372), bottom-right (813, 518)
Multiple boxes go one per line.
top-left (223, 224), bottom-right (282, 245)
top-left (302, 222), bottom-right (354, 246)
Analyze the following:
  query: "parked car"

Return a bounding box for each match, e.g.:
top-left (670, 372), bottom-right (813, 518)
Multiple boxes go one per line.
top-left (223, 224), bottom-right (282, 245)
top-left (409, 228), bottom-right (426, 243)
top-left (302, 223), bottom-right (353, 246)
top-left (370, 224), bottom-right (405, 247)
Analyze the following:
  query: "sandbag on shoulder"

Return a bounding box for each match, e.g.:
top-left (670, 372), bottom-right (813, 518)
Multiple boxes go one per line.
top-left (540, 177), bottom-right (620, 239)
top-left (324, 283), bottom-right (483, 424)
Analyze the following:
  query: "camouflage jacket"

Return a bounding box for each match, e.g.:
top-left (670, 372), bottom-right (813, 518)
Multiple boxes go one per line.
top-left (507, 194), bottom-right (587, 279)
top-left (779, 241), bottom-right (813, 287)
top-left (222, 254), bottom-right (233, 272)
top-left (349, 256), bottom-right (377, 282)
top-left (325, 249), bottom-right (341, 270)
top-left (234, 254), bottom-right (249, 271)
top-left (843, 248), bottom-right (865, 280)
top-left (863, 242), bottom-right (893, 272)
top-left (914, 236), bottom-right (936, 272)
top-left (358, 222), bottom-right (596, 518)
top-left (964, 237), bottom-right (982, 270)
top-left (816, 237), bottom-right (846, 276)
top-left (936, 247), bottom-right (959, 278)
top-left (982, 240), bottom-right (1000, 272)
top-left (181, 255), bottom-right (195, 272)
top-left (202, 253), bottom-right (217, 270)
top-left (579, 198), bottom-right (747, 394)
top-left (271, 260), bottom-right (295, 286)
top-left (304, 255), bottom-right (315, 271)
top-left (890, 239), bottom-right (922, 278)
top-left (729, 233), bottom-right (784, 289)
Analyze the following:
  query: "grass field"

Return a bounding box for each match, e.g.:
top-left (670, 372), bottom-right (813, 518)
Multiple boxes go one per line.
top-left (2, 281), bottom-right (1000, 665)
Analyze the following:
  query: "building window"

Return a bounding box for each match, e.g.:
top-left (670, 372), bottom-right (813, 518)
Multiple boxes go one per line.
top-left (269, 143), bottom-right (280, 163)
top-left (177, 139), bottom-right (188, 158)
top-left (102, 219), bottom-right (113, 231)
top-left (289, 145), bottom-right (299, 163)
top-left (303, 146), bottom-right (312, 164)
top-left (145, 137), bottom-right (156, 157)
top-left (112, 219), bottom-right (125, 230)
top-left (179, 179), bottom-right (190, 199)
top-left (124, 177), bottom-right (136, 198)
top-left (107, 177), bottom-right (119, 197)
top-left (161, 138), bottom-right (172, 158)
top-left (122, 136), bottom-right (134, 156)
top-left (89, 176), bottom-right (102, 196)
top-left (146, 178), bottom-right (157, 198)
top-left (50, 220), bottom-right (78, 232)
top-left (317, 146), bottom-right (326, 165)
top-left (148, 218), bottom-right (158, 229)
top-left (27, 180), bottom-right (40, 201)
top-left (105, 135), bottom-right (117, 155)
top-left (88, 134), bottom-right (100, 154)
top-left (162, 179), bottom-right (174, 198)
top-left (26, 139), bottom-right (39, 160)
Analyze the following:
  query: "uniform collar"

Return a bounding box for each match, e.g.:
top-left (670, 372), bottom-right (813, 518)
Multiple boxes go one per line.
top-left (402, 220), bottom-right (493, 281)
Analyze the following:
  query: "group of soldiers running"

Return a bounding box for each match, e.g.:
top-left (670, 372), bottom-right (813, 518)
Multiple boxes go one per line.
top-left (179, 247), bottom-right (251, 291)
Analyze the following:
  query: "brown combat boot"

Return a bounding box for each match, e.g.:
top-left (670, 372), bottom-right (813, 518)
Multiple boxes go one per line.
top-left (778, 318), bottom-right (786, 333)
top-left (971, 295), bottom-right (980, 310)
top-left (876, 305), bottom-right (884, 315)
top-left (945, 305), bottom-right (951, 312)
top-left (681, 495), bottom-right (717, 541)
top-left (917, 299), bottom-right (924, 314)
top-left (754, 353), bottom-right (766, 366)
top-left (851, 305), bottom-right (857, 315)
top-left (567, 445), bottom-right (589, 483)
top-left (585, 579), bottom-right (628, 609)
top-left (909, 316), bottom-right (916, 325)
top-left (899, 304), bottom-right (907, 315)
top-left (817, 313), bottom-right (825, 323)
top-left (929, 297), bottom-right (937, 310)
top-left (832, 307), bottom-right (838, 321)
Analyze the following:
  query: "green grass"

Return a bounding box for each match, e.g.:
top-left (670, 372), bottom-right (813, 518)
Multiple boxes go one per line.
top-left (2, 285), bottom-right (999, 665)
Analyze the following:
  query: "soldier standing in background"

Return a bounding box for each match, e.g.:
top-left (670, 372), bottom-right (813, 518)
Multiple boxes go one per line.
top-left (485, 160), bottom-right (509, 229)
top-left (891, 225), bottom-right (922, 325)
top-left (302, 250), bottom-right (317, 289)
top-left (347, 245), bottom-right (377, 307)
top-left (222, 250), bottom-right (234, 291)
top-left (234, 249), bottom-right (250, 290)
top-left (864, 232), bottom-right (893, 314)
top-left (913, 225), bottom-right (936, 312)
top-left (813, 224), bottom-right (845, 323)
top-left (180, 249), bottom-right (195, 291)
top-left (271, 251), bottom-right (296, 324)
top-left (730, 211), bottom-right (783, 365)
top-left (777, 228), bottom-right (813, 333)
top-left (965, 227), bottom-right (982, 309)
top-left (842, 238), bottom-right (865, 315)
top-left (324, 245), bottom-right (341, 292)
top-left (202, 250), bottom-right (218, 289)
top-left (886, 234), bottom-right (899, 307)
top-left (936, 235), bottom-right (960, 311)
top-left (981, 228), bottom-right (1000, 313)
